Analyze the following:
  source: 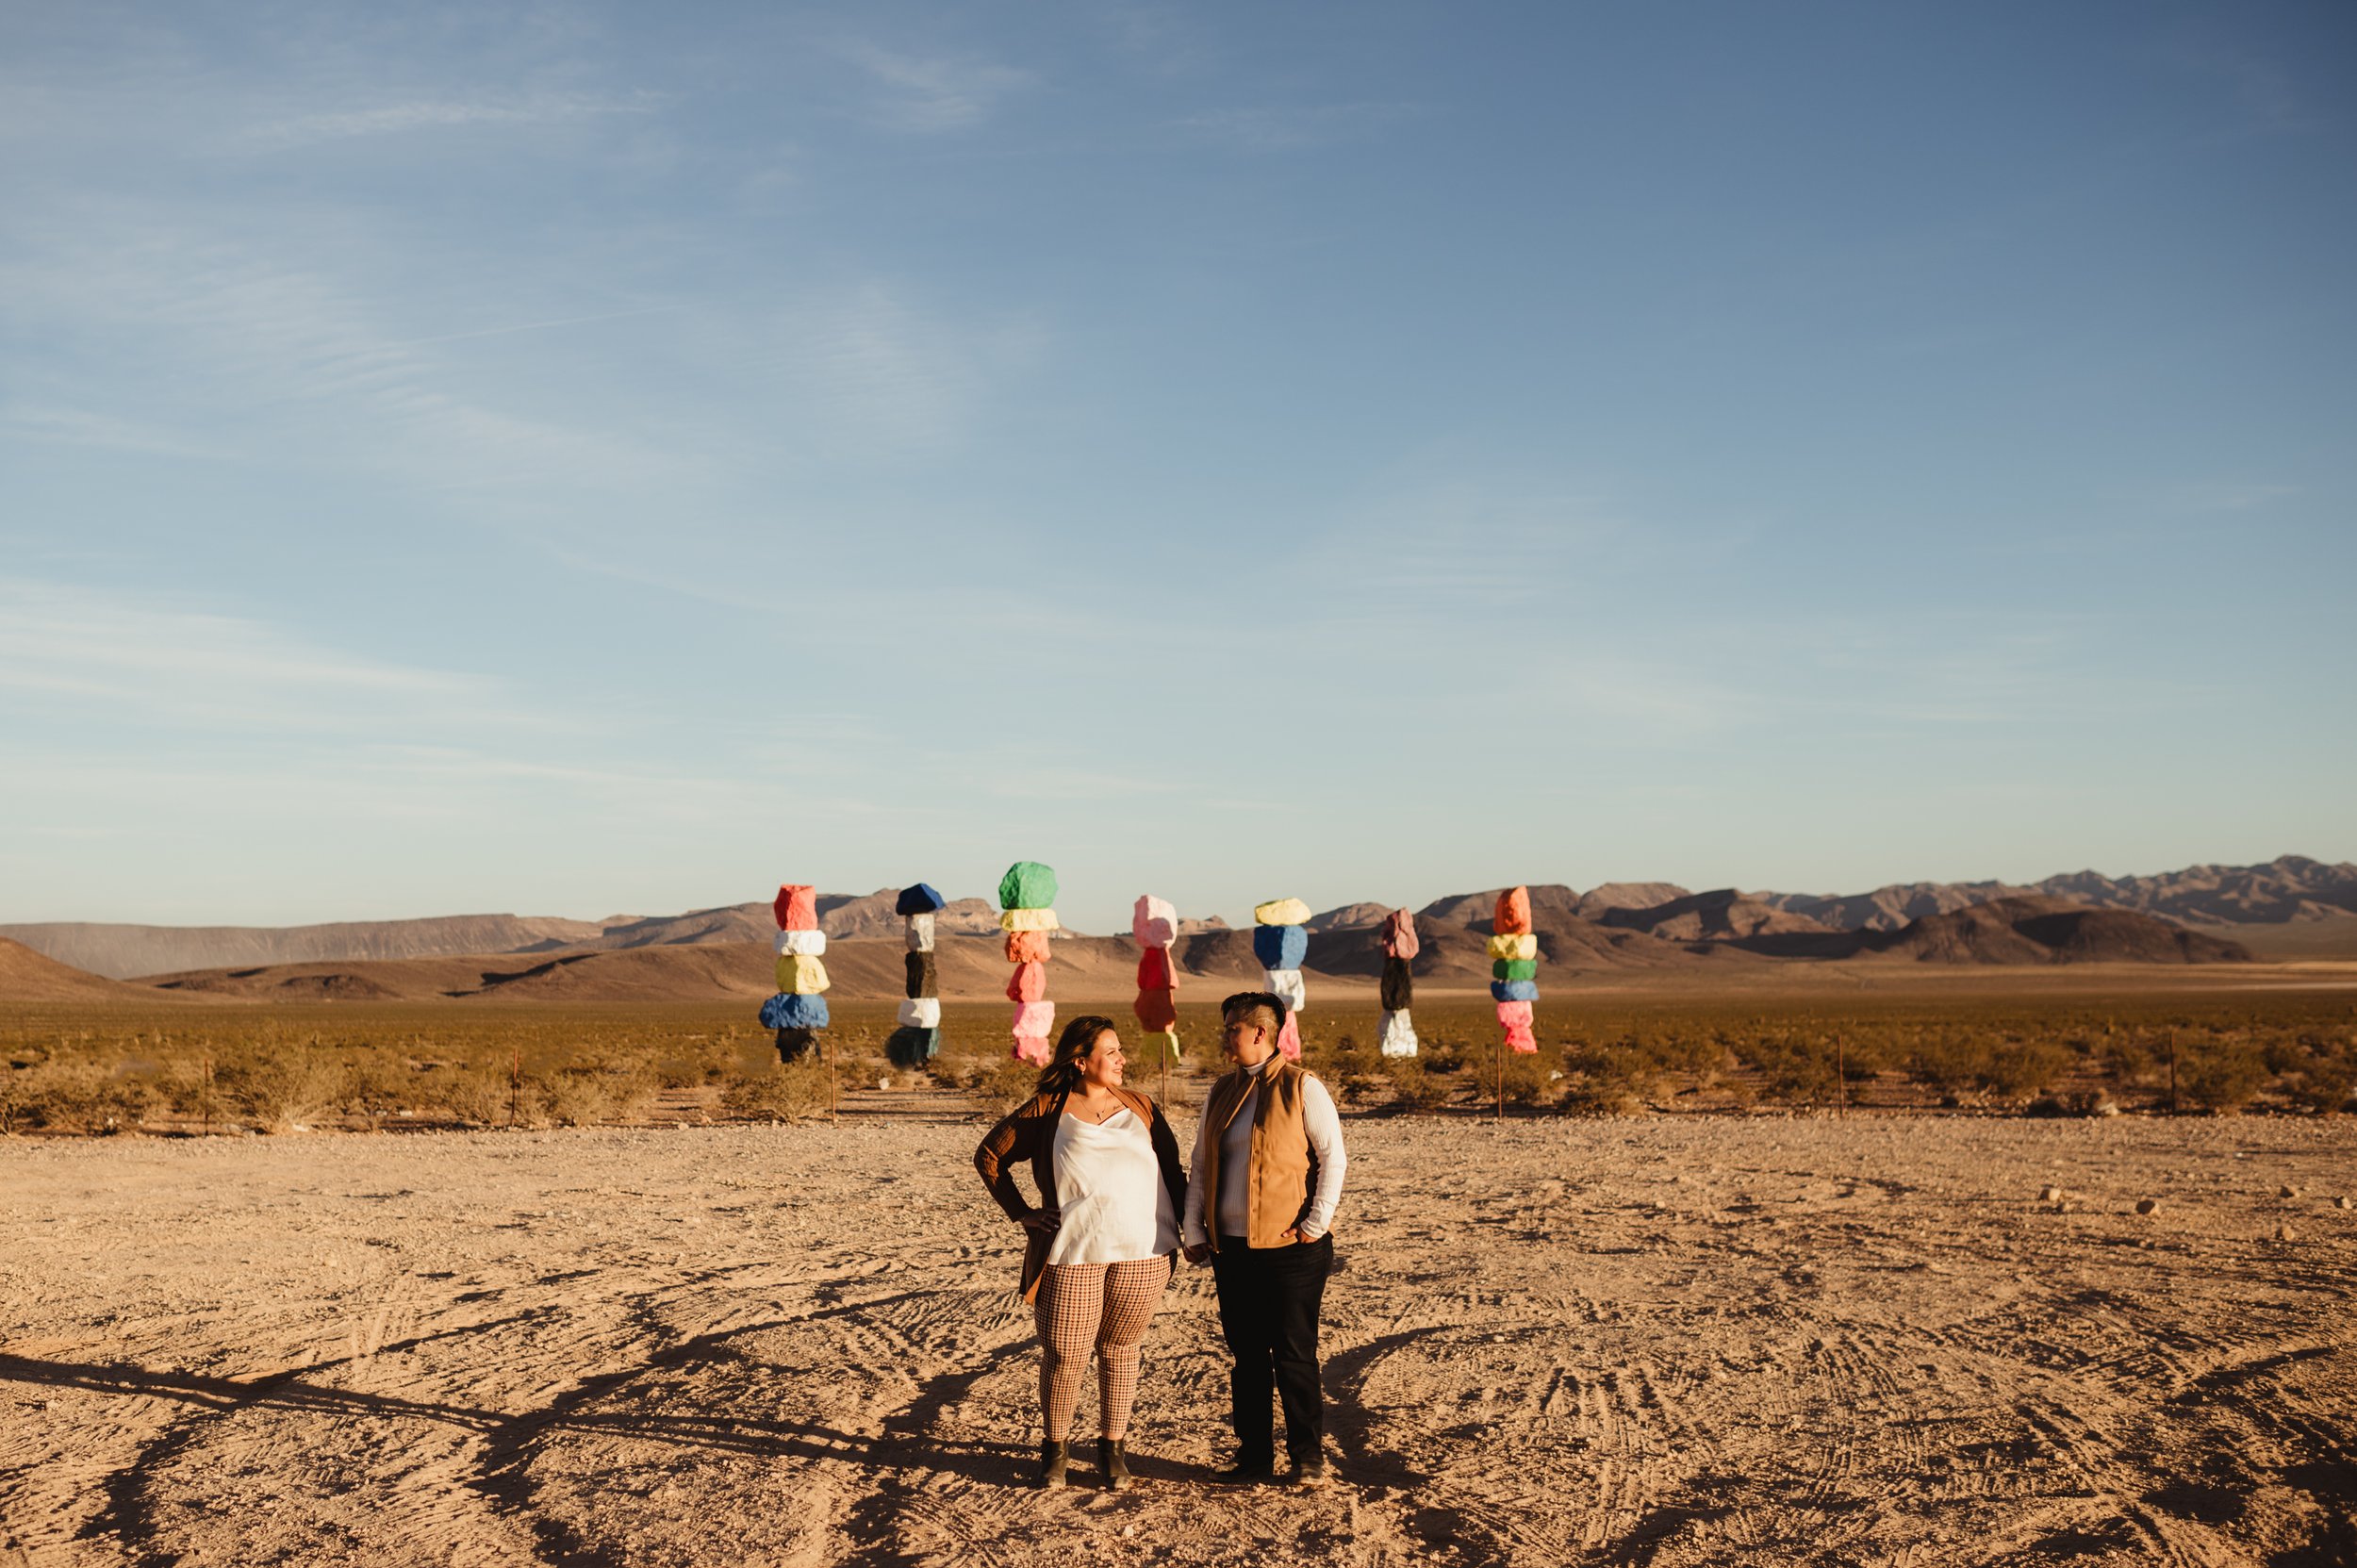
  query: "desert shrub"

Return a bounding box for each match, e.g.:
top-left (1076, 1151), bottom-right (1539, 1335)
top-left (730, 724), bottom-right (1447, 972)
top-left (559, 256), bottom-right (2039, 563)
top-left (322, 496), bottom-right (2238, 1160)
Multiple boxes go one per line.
top-left (219, 1049), bottom-right (346, 1133)
top-left (1558, 1075), bottom-right (1644, 1116)
top-left (427, 1063), bottom-right (532, 1127)
top-left (1986, 1040), bottom-right (2074, 1100)
top-left (11, 1059), bottom-right (98, 1131)
top-left (1140, 1064), bottom-right (1195, 1110)
top-left (1333, 1063), bottom-right (1387, 1107)
top-left (542, 1067), bottom-right (657, 1127)
top-left (1299, 1031), bottom-right (1369, 1102)
top-left (2100, 1035), bottom-right (2153, 1089)
top-left (2262, 1036), bottom-right (2309, 1076)
top-left (1, 993), bottom-right (2341, 1133)
top-left (1497, 1046), bottom-right (1559, 1109)
top-left (1643, 1031), bottom-right (1726, 1080)
top-left (1558, 1042), bottom-right (1655, 1115)
top-left (1378, 1056), bottom-right (1450, 1113)
top-left (1419, 1035), bottom-right (1470, 1074)
top-left (720, 1061), bottom-right (832, 1122)
top-left (2179, 1040), bottom-right (2270, 1113)
top-left (0, 1061), bottom-right (38, 1134)
top-left (157, 1056), bottom-right (233, 1130)
top-left (1834, 1032), bottom-right (1890, 1080)
top-left (1740, 1038), bottom-right (1838, 1105)
top-left (108, 1065), bottom-right (168, 1128)
top-left (5, 1057), bottom-right (147, 1133)
top-left (1907, 1034), bottom-right (1995, 1094)
top-left (338, 1058), bottom-right (424, 1128)
top-left (2285, 1048), bottom-right (2354, 1115)
top-left (651, 1055), bottom-right (714, 1089)
top-left (958, 1051), bottom-right (1042, 1107)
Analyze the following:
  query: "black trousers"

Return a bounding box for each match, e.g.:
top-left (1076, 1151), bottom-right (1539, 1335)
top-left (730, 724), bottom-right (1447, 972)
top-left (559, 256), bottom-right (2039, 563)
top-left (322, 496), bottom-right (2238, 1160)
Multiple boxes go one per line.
top-left (1211, 1233), bottom-right (1333, 1465)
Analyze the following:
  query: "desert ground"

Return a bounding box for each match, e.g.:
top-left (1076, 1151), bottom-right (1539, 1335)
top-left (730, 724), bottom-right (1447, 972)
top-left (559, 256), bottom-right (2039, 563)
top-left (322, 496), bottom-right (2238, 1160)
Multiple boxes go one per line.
top-left (5, 1082), bottom-right (2353, 1567)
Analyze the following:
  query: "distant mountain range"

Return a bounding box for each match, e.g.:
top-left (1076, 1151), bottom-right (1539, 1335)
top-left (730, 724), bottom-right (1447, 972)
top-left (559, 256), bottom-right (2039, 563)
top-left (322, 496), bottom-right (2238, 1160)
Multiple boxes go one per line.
top-left (4, 854), bottom-right (2342, 982)
top-left (0, 890), bottom-right (1001, 981)
top-left (1754, 855), bottom-right (2357, 933)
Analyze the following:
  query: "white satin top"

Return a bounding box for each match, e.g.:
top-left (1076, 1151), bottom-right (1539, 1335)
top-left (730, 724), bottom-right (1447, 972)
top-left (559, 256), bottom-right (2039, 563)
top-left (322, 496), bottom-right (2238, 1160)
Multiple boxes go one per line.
top-left (1047, 1107), bottom-right (1180, 1265)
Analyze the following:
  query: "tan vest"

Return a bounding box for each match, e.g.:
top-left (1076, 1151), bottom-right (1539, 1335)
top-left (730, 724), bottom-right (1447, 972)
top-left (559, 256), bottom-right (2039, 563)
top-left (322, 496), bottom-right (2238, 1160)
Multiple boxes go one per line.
top-left (1200, 1056), bottom-right (1318, 1251)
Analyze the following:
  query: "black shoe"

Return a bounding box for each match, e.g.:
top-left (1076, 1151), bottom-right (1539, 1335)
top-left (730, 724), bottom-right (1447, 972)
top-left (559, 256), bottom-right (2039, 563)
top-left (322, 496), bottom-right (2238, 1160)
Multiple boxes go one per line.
top-left (1287, 1455), bottom-right (1330, 1489)
top-left (1038, 1440), bottom-right (1069, 1490)
top-left (1219, 1455), bottom-right (1276, 1484)
top-left (1098, 1437), bottom-right (1133, 1491)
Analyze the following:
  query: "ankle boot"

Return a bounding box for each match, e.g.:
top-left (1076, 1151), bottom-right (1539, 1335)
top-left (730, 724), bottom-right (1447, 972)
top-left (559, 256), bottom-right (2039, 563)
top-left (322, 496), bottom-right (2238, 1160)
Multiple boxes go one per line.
top-left (1098, 1437), bottom-right (1133, 1491)
top-left (1038, 1440), bottom-right (1069, 1489)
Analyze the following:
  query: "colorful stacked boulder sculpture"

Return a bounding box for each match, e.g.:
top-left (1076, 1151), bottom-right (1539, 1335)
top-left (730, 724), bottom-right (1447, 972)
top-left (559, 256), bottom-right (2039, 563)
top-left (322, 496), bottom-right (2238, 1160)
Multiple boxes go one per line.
top-left (1488, 884), bottom-right (1540, 1053)
top-left (761, 883), bottom-right (830, 1062)
top-left (1000, 860), bottom-right (1060, 1066)
top-left (1253, 897), bottom-right (1312, 1060)
top-left (1378, 907), bottom-right (1421, 1057)
top-left (1132, 894), bottom-right (1180, 1063)
top-left (888, 882), bottom-right (946, 1069)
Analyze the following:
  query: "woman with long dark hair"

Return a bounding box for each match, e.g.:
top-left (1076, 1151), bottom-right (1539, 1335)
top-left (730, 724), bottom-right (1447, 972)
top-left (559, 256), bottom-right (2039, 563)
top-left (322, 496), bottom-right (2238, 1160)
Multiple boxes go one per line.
top-left (973, 1014), bottom-right (1186, 1490)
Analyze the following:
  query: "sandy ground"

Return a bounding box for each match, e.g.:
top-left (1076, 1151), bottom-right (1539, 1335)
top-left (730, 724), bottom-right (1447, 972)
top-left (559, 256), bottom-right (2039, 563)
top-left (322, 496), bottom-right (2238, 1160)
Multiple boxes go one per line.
top-left (4, 1098), bottom-right (2353, 1567)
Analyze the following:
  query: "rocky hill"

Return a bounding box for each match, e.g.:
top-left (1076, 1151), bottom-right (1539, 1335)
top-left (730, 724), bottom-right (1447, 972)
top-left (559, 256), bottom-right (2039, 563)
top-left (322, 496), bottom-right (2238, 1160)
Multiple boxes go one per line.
top-left (0, 937), bottom-right (192, 1003)
top-left (1759, 854), bottom-right (2357, 931)
top-left (1403, 886), bottom-right (2250, 967)
top-left (1883, 899), bottom-right (2255, 964)
top-left (1756, 882), bottom-right (2032, 933)
top-left (1303, 901), bottom-right (1395, 933)
top-left (8, 854), bottom-right (2332, 984)
top-left (577, 892), bottom-right (1001, 949)
top-left (144, 933), bottom-right (1286, 1005)
top-left (0, 915), bottom-right (612, 981)
top-left (2031, 855), bottom-right (2357, 925)
top-left (1, 890), bottom-right (1009, 979)
top-left (1726, 898), bottom-right (2254, 965)
top-left (1597, 889), bottom-right (1830, 942)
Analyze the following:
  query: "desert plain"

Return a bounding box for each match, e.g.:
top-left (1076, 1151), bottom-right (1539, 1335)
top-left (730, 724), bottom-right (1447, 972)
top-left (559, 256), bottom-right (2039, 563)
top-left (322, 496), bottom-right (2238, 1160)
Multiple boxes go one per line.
top-left (6, 958), bottom-right (2357, 1568)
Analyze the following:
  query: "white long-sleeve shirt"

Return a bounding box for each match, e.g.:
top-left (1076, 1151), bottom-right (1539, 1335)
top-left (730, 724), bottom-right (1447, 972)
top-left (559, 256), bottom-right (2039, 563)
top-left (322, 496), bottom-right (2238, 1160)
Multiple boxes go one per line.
top-left (1182, 1058), bottom-right (1346, 1247)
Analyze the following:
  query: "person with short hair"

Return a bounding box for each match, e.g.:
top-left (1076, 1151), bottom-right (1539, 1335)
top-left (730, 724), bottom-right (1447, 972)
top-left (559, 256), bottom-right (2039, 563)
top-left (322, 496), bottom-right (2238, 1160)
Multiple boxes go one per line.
top-left (1181, 991), bottom-right (1348, 1486)
top-left (974, 1015), bottom-right (1186, 1490)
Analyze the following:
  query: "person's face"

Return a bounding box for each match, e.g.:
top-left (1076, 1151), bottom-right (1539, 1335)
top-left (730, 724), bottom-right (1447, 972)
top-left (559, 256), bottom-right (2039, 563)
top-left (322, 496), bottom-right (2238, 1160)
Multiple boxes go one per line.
top-left (1222, 1012), bottom-right (1274, 1067)
top-left (1079, 1031), bottom-right (1125, 1091)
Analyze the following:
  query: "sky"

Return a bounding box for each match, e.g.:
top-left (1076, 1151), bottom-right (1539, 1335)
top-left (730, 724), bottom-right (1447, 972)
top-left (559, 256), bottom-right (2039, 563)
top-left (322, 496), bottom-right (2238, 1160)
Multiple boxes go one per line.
top-left (3, 1), bottom-right (2352, 933)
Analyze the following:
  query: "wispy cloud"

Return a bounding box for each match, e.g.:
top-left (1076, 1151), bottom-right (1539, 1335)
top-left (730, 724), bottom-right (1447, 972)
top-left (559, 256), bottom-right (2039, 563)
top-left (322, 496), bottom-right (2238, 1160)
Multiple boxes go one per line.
top-left (1292, 476), bottom-right (1634, 611)
top-left (0, 742), bottom-right (782, 835)
top-left (0, 576), bottom-right (503, 732)
top-left (1179, 102), bottom-right (1420, 152)
top-left (840, 41), bottom-right (1030, 133)
top-left (376, 304), bottom-right (687, 351)
top-left (2, 214), bottom-right (685, 496)
top-left (0, 403), bottom-right (230, 462)
top-left (244, 91), bottom-right (658, 151)
top-left (738, 280), bottom-right (1045, 457)
top-left (1746, 611), bottom-right (2222, 728)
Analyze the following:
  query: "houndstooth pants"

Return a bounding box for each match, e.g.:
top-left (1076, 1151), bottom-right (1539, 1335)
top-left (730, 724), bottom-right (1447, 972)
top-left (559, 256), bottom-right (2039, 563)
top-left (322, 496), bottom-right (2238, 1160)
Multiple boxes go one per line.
top-left (1033, 1256), bottom-right (1169, 1442)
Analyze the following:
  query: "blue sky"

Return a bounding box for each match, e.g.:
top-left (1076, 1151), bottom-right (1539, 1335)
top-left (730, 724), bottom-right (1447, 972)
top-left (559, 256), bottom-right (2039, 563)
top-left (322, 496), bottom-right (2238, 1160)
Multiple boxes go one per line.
top-left (4, 1), bottom-right (2351, 931)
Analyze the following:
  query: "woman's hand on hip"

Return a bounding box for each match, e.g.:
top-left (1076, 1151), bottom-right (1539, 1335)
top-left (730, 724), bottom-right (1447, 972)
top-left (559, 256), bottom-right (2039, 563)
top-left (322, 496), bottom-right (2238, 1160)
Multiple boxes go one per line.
top-left (1019, 1207), bottom-right (1061, 1235)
